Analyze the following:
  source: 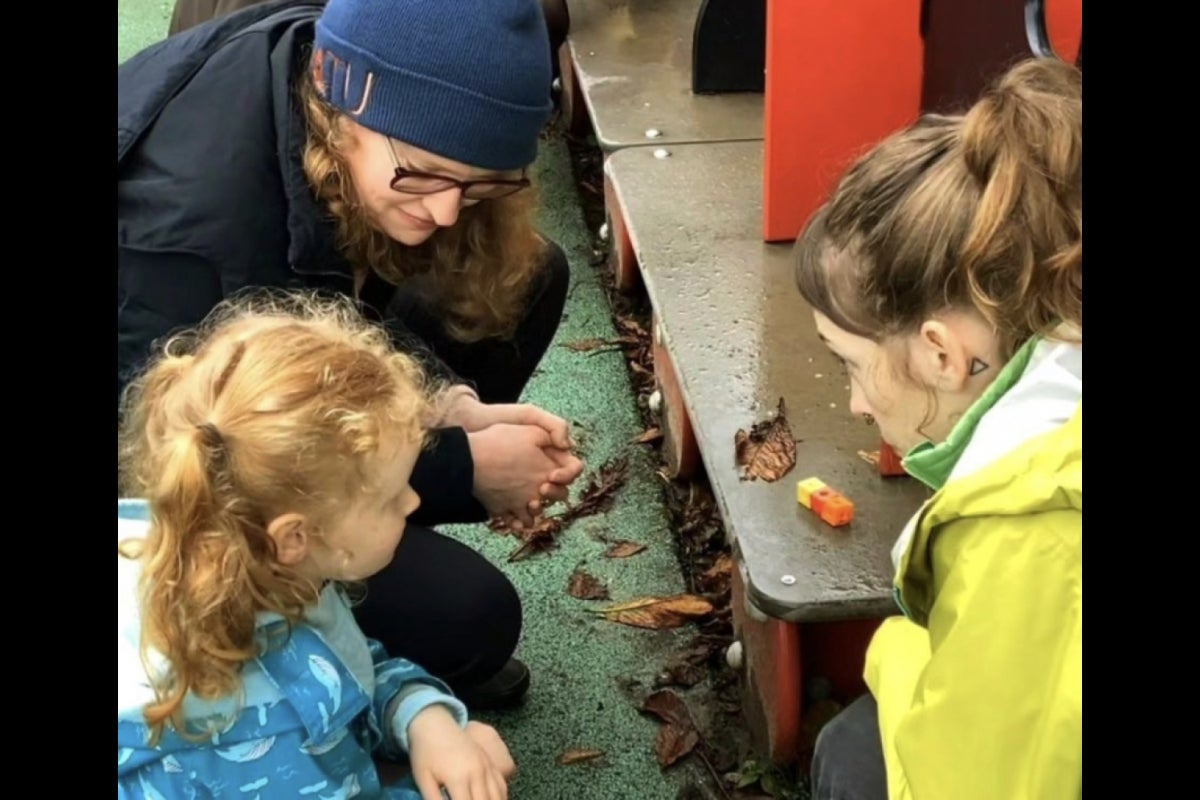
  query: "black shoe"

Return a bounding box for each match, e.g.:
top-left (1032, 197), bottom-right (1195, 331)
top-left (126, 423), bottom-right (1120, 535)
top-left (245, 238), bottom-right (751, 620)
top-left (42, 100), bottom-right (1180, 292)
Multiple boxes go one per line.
top-left (454, 658), bottom-right (531, 711)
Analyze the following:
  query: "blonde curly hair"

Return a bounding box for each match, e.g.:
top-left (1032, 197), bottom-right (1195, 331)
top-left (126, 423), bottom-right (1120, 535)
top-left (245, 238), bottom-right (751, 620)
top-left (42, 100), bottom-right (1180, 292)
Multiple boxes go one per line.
top-left (118, 291), bottom-right (434, 740)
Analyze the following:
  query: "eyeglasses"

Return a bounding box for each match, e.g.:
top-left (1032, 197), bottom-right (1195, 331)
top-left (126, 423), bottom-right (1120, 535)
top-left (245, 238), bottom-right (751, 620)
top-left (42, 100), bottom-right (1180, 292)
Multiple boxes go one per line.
top-left (384, 136), bottom-right (530, 202)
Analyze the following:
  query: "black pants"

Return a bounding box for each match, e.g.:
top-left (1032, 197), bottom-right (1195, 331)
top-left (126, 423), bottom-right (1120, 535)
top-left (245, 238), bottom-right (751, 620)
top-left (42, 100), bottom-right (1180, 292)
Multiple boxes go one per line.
top-left (355, 241), bottom-right (570, 691)
top-left (811, 694), bottom-right (889, 800)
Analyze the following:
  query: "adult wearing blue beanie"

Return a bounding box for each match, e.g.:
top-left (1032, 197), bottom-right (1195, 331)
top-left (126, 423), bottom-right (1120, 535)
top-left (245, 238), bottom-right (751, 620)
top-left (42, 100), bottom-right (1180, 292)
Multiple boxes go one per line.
top-left (118, 0), bottom-right (583, 714)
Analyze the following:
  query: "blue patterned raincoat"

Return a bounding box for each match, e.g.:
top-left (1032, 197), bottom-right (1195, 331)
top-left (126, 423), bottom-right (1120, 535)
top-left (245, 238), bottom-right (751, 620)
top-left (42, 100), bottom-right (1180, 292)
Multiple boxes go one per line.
top-left (117, 500), bottom-right (468, 799)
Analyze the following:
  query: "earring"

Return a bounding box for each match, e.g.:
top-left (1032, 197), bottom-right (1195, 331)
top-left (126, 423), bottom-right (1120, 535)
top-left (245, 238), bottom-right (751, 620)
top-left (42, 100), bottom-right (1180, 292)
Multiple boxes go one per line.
top-left (863, 414), bottom-right (876, 426)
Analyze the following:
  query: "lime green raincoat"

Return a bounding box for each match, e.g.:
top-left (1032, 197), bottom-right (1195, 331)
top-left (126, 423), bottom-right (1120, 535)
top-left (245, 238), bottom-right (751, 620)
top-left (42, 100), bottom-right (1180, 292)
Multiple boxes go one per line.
top-left (866, 334), bottom-right (1082, 800)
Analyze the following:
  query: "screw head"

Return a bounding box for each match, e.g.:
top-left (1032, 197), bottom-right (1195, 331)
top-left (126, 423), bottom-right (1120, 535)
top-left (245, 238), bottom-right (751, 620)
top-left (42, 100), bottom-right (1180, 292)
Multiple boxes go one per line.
top-left (653, 148), bottom-right (670, 159)
top-left (645, 128), bottom-right (662, 138)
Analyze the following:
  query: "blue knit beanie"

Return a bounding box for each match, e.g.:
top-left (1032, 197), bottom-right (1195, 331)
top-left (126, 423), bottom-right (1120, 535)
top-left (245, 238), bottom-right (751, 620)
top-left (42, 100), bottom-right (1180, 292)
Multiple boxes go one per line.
top-left (312, 0), bottom-right (553, 171)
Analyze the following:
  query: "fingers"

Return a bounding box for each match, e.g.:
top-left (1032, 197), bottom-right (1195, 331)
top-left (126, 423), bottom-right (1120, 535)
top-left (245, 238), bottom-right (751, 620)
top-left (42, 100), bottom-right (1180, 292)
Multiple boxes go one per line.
top-left (415, 772), bottom-right (442, 800)
top-left (545, 454), bottom-right (584, 486)
top-left (512, 405), bottom-right (572, 449)
top-left (488, 770), bottom-right (508, 800)
top-left (510, 504), bottom-right (536, 528)
top-left (537, 483), bottom-right (569, 504)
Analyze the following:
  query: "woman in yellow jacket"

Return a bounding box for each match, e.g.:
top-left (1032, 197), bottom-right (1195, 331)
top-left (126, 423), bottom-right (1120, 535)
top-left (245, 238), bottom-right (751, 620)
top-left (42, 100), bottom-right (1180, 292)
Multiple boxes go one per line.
top-left (794, 57), bottom-right (1081, 800)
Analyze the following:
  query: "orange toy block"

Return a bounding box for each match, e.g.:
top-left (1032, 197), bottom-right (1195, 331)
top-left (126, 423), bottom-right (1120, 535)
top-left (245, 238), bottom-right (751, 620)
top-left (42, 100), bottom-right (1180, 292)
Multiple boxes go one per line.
top-left (810, 486), bottom-right (855, 528)
top-left (817, 495), bottom-right (855, 527)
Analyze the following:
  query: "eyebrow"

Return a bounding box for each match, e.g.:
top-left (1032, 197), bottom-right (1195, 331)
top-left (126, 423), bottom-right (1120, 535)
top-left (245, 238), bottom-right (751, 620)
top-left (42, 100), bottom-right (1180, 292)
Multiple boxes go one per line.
top-left (816, 332), bottom-right (855, 365)
top-left (402, 148), bottom-right (506, 181)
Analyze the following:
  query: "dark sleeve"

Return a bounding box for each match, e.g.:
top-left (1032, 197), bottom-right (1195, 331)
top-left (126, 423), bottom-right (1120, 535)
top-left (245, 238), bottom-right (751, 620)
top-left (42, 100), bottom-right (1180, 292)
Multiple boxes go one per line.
top-left (407, 426), bottom-right (488, 526)
top-left (117, 246), bottom-right (225, 416)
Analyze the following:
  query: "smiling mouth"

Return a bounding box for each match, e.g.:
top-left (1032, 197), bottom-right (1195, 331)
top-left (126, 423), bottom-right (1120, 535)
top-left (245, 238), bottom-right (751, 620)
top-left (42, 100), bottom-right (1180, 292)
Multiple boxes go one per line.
top-left (398, 207), bottom-right (436, 229)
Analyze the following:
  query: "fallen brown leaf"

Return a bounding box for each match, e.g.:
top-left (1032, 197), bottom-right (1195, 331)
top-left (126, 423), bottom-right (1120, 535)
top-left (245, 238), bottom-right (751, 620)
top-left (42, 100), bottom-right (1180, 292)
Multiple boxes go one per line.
top-left (734, 398), bottom-right (797, 482)
top-left (655, 722), bottom-right (700, 767)
top-left (503, 517), bottom-right (566, 562)
top-left (566, 456), bottom-right (629, 520)
top-left (562, 338), bottom-right (610, 352)
top-left (604, 540), bottom-right (647, 559)
top-left (640, 690), bottom-right (700, 768)
top-left (654, 660), bottom-right (706, 689)
top-left (557, 748), bottom-right (605, 766)
top-left (594, 594), bottom-right (713, 630)
top-left (632, 427), bottom-right (664, 444)
top-left (857, 449), bottom-right (881, 466)
top-left (616, 318), bottom-right (650, 340)
top-left (567, 568), bottom-right (610, 600)
top-left (697, 553), bottom-right (734, 594)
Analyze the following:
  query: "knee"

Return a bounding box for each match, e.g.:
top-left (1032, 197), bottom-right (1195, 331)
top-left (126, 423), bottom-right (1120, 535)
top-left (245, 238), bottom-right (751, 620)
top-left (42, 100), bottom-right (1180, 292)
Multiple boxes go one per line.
top-left (467, 563), bottom-right (523, 657)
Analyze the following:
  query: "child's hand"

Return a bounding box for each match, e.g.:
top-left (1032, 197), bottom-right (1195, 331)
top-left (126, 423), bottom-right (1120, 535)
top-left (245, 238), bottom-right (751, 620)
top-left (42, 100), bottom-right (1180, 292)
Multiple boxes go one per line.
top-left (408, 706), bottom-right (511, 800)
top-left (464, 721), bottom-right (516, 779)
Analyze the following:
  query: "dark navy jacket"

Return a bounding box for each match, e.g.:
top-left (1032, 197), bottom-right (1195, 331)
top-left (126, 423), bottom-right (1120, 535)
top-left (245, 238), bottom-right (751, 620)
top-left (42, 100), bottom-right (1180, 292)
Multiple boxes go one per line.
top-left (117, 0), bottom-right (485, 524)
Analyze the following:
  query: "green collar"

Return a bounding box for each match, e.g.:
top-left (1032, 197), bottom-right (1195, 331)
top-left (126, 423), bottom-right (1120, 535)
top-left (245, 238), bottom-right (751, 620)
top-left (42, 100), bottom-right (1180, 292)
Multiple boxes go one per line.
top-left (902, 336), bottom-right (1040, 491)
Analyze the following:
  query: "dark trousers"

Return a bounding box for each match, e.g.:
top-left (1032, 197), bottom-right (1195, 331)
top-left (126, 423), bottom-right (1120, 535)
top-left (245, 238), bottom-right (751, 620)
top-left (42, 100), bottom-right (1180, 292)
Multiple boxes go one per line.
top-left (357, 242), bottom-right (570, 690)
top-left (811, 694), bottom-right (889, 800)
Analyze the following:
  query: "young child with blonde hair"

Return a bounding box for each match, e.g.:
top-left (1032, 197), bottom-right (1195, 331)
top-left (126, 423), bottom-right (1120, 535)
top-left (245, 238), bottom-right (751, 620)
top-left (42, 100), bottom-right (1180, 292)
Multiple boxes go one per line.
top-left (118, 293), bottom-right (514, 800)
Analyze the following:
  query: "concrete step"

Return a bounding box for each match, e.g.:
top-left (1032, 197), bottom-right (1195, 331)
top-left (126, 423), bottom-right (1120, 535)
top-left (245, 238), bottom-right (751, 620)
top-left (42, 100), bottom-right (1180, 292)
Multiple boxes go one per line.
top-left (563, 0), bottom-right (763, 150)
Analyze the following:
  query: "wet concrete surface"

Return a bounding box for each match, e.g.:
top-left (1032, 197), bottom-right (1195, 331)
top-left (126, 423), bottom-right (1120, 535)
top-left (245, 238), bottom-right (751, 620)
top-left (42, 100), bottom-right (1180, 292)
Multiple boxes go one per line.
top-left (606, 141), bottom-right (931, 622)
top-left (567, 0), bottom-right (763, 150)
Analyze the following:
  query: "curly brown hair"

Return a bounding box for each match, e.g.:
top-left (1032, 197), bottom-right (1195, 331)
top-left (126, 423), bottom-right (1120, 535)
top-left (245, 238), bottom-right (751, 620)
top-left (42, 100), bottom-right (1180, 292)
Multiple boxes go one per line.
top-left (118, 292), bottom-right (434, 741)
top-left (298, 70), bottom-right (547, 343)
top-left (795, 57), bottom-right (1082, 361)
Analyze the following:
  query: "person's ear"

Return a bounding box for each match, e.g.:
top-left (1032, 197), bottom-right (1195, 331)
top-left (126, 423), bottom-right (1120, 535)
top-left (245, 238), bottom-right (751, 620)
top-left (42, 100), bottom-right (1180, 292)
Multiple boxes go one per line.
top-left (266, 513), bottom-right (310, 567)
top-left (916, 319), bottom-right (971, 392)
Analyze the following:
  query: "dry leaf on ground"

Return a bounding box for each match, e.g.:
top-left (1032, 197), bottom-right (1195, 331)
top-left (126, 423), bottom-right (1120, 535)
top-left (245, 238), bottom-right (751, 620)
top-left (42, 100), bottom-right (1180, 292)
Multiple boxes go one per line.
top-left (567, 568), bottom-right (610, 600)
top-left (734, 398), bottom-right (797, 482)
top-left (604, 540), bottom-right (647, 559)
top-left (640, 690), bottom-right (701, 767)
top-left (593, 594), bottom-right (713, 630)
top-left (561, 338), bottom-right (612, 352)
top-left (567, 456), bottom-right (629, 520)
top-left (697, 553), bottom-right (734, 595)
top-left (632, 427), bottom-right (664, 444)
top-left (557, 748), bottom-right (605, 765)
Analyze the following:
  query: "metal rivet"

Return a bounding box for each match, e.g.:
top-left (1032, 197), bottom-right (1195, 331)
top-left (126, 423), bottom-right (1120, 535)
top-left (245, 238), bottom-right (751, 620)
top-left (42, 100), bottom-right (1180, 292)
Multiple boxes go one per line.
top-left (645, 128), bottom-right (662, 138)
top-left (781, 574), bottom-right (796, 585)
top-left (653, 148), bottom-right (671, 159)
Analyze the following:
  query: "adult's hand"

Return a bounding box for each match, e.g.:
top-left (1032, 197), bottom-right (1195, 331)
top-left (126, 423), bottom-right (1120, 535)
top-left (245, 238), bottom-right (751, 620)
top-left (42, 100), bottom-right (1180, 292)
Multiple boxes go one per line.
top-left (468, 425), bottom-right (584, 528)
top-left (443, 393), bottom-right (573, 450)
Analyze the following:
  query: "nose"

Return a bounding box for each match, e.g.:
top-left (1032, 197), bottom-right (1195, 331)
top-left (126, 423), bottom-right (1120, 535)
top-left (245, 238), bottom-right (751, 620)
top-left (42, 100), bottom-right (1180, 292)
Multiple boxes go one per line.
top-left (421, 188), bottom-right (463, 227)
top-left (848, 381), bottom-right (873, 418)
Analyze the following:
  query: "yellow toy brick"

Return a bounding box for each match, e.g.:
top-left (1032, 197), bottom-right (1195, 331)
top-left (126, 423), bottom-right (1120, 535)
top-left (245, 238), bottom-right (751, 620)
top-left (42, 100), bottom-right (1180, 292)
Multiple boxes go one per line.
top-left (796, 477), bottom-right (827, 509)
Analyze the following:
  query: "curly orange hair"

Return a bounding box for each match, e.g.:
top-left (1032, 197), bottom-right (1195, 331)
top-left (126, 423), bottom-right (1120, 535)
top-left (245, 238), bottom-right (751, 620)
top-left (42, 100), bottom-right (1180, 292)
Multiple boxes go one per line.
top-left (118, 292), bottom-right (434, 740)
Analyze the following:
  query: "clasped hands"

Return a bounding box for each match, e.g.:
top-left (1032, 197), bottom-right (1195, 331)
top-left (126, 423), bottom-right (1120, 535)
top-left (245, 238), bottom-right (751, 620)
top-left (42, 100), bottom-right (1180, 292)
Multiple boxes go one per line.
top-left (441, 391), bottom-right (584, 529)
